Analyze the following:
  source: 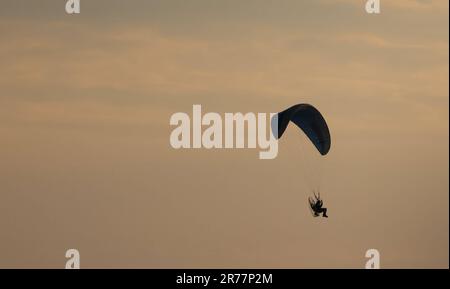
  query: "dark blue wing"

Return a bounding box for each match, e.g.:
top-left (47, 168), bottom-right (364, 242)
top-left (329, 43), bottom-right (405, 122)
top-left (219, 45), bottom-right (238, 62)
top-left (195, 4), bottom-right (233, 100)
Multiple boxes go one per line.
top-left (273, 104), bottom-right (331, 155)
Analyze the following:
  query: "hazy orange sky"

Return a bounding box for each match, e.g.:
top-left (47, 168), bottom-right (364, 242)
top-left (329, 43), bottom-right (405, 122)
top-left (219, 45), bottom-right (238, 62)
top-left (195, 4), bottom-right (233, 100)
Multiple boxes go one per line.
top-left (0, 0), bottom-right (448, 268)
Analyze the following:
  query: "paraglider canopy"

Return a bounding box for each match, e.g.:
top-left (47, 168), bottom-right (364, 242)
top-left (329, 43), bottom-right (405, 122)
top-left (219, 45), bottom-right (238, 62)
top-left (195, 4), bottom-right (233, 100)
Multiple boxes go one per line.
top-left (272, 104), bottom-right (331, 155)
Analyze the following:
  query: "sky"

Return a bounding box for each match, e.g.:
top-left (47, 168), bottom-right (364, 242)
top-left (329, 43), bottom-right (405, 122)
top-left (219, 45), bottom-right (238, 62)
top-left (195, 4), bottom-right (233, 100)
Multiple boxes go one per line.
top-left (0, 0), bottom-right (448, 268)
